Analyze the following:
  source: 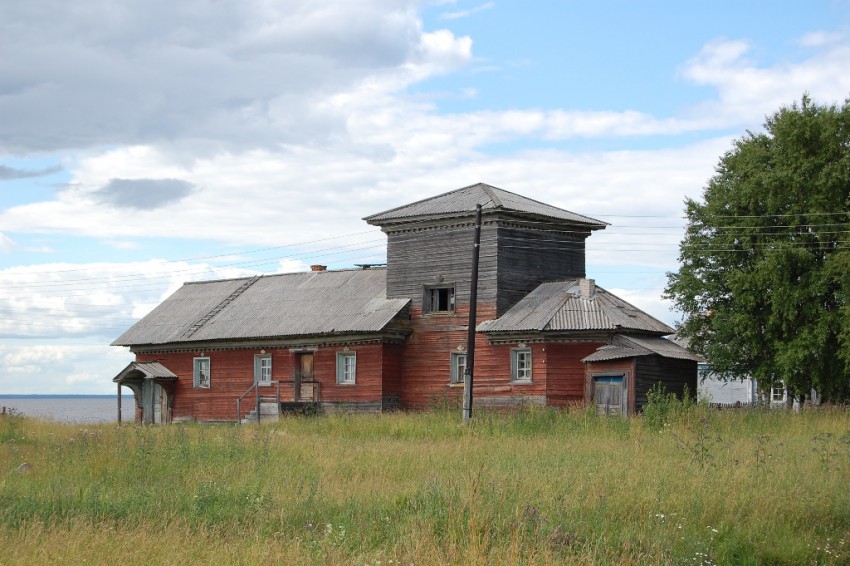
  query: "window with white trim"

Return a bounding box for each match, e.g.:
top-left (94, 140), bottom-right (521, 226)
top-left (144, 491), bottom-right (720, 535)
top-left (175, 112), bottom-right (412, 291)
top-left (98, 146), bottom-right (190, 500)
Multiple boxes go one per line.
top-left (511, 348), bottom-right (532, 382)
top-left (424, 285), bottom-right (455, 313)
top-left (336, 352), bottom-right (356, 384)
top-left (193, 357), bottom-right (211, 389)
top-left (254, 354), bottom-right (272, 385)
top-left (771, 384), bottom-right (785, 402)
top-left (450, 352), bottom-right (467, 385)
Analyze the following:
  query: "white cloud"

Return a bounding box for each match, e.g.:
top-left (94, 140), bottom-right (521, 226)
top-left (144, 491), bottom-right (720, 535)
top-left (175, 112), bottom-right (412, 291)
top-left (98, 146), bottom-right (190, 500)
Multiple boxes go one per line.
top-left (0, 259), bottom-right (279, 340)
top-left (605, 286), bottom-right (680, 329)
top-left (679, 36), bottom-right (850, 127)
top-left (797, 30), bottom-right (844, 47)
top-left (0, 232), bottom-right (14, 252)
top-left (66, 372), bottom-right (99, 384)
top-left (0, 0), bottom-right (471, 153)
top-left (0, 343), bottom-right (132, 394)
top-left (440, 1), bottom-right (495, 20)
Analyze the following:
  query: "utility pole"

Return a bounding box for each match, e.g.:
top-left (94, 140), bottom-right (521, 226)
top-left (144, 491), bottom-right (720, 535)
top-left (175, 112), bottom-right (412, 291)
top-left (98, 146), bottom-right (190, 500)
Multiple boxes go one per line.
top-left (463, 204), bottom-right (482, 424)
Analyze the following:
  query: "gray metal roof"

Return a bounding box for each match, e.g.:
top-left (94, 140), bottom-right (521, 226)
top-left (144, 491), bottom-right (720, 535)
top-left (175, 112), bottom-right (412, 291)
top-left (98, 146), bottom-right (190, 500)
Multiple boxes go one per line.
top-left (112, 361), bottom-right (178, 382)
top-left (582, 334), bottom-right (702, 363)
top-left (477, 280), bottom-right (674, 335)
top-left (112, 268), bottom-right (410, 347)
top-left (364, 183), bottom-right (607, 228)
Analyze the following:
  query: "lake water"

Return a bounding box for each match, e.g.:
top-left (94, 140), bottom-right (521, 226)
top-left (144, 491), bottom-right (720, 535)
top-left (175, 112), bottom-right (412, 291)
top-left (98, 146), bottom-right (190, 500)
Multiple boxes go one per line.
top-left (0, 396), bottom-right (136, 424)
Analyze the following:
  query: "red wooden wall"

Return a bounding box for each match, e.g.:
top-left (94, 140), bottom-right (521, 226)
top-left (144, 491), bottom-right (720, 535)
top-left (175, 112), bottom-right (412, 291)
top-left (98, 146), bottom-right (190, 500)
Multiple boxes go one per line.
top-left (137, 342), bottom-right (394, 421)
top-left (545, 342), bottom-right (605, 407)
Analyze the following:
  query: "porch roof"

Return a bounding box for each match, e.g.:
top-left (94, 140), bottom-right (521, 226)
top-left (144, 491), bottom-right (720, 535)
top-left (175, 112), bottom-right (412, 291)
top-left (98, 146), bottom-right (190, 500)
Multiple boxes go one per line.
top-left (112, 361), bottom-right (178, 383)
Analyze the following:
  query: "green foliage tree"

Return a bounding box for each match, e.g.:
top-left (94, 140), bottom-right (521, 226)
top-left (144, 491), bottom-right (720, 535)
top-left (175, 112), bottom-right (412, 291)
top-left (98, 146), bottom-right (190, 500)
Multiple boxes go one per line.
top-left (665, 96), bottom-right (850, 403)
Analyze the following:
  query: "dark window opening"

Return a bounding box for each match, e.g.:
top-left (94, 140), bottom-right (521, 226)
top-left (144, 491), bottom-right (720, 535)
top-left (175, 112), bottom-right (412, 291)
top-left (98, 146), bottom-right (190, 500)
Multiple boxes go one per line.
top-left (425, 286), bottom-right (455, 313)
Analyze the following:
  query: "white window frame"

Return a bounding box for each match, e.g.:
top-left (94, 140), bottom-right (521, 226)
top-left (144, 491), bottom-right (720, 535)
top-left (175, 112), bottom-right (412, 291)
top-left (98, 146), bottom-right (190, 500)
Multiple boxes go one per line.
top-left (193, 357), bottom-right (211, 389)
top-left (336, 352), bottom-right (356, 385)
top-left (511, 348), bottom-right (532, 382)
top-left (424, 285), bottom-right (455, 314)
top-left (450, 352), bottom-right (467, 385)
top-left (771, 384), bottom-right (785, 402)
top-left (254, 354), bottom-right (272, 386)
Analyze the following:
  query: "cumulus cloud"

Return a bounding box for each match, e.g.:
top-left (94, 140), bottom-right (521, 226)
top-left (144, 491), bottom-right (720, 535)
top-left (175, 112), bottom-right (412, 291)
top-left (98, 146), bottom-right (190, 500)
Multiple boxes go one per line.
top-left (0, 258), bottom-right (299, 340)
top-left (0, 164), bottom-right (63, 180)
top-left (0, 0), bottom-right (472, 153)
top-left (93, 178), bottom-right (195, 210)
top-left (679, 36), bottom-right (850, 126)
top-left (0, 343), bottom-right (132, 394)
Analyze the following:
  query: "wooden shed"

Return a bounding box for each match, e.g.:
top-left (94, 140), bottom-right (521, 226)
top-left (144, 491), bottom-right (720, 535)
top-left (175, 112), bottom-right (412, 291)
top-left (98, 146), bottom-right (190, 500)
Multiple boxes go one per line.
top-left (583, 335), bottom-right (700, 415)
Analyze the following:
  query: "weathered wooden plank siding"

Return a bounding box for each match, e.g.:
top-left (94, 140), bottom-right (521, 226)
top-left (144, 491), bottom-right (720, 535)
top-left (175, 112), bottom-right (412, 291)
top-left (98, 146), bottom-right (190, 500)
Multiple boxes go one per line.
top-left (585, 358), bottom-right (636, 413)
top-left (397, 304), bottom-right (479, 408)
top-left (473, 341), bottom-right (547, 407)
top-left (634, 356), bottom-right (698, 411)
top-left (384, 223), bottom-right (499, 308)
top-left (544, 342), bottom-right (604, 407)
top-left (399, 302), bottom-right (553, 408)
top-left (381, 343), bottom-right (405, 409)
top-left (137, 349), bottom-right (262, 421)
top-left (495, 226), bottom-right (588, 316)
top-left (137, 343), bottom-right (394, 420)
top-left (314, 343), bottom-right (385, 409)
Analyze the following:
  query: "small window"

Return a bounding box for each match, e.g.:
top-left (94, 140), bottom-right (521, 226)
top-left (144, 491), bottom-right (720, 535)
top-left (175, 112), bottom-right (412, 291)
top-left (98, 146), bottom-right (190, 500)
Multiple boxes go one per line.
top-left (193, 357), bottom-right (211, 389)
top-left (771, 384), bottom-right (785, 402)
top-left (511, 348), bottom-right (532, 382)
top-left (424, 286), bottom-right (455, 313)
top-left (254, 354), bottom-right (272, 385)
top-left (450, 352), bottom-right (467, 384)
top-left (337, 352), bottom-right (356, 384)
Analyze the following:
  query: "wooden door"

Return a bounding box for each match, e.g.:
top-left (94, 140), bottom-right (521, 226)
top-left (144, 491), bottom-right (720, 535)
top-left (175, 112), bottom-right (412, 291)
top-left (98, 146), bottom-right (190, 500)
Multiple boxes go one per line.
top-left (593, 376), bottom-right (625, 415)
top-left (294, 353), bottom-right (315, 402)
top-left (300, 354), bottom-right (314, 380)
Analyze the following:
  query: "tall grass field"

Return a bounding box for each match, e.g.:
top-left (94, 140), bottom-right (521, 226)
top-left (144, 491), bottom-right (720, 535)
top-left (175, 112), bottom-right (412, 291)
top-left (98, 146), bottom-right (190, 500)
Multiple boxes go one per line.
top-left (1, 403), bottom-right (848, 564)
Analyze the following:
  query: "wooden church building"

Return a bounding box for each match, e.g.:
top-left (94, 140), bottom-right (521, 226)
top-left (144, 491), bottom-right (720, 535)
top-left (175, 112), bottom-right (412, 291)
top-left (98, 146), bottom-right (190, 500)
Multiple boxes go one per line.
top-left (112, 183), bottom-right (698, 423)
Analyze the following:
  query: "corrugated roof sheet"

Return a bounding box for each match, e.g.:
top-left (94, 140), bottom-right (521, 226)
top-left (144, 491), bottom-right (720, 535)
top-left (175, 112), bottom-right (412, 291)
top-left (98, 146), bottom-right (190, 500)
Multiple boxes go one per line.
top-left (623, 335), bottom-right (703, 361)
top-left (582, 335), bottom-right (702, 362)
top-left (364, 183), bottom-right (607, 228)
top-left (112, 361), bottom-right (178, 382)
top-left (477, 280), bottom-right (674, 335)
top-left (113, 268), bottom-right (410, 346)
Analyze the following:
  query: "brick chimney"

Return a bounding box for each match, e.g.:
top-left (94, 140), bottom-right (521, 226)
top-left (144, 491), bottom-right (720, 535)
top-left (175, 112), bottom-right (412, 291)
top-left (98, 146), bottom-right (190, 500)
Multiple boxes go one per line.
top-left (310, 265), bottom-right (327, 272)
top-left (579, 278), bottom-right (596, 298)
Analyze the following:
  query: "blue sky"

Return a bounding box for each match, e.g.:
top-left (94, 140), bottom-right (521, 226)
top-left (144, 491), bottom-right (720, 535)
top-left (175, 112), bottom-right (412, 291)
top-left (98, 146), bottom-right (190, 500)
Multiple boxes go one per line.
top-left (2, 0), bottom-right (850, 394)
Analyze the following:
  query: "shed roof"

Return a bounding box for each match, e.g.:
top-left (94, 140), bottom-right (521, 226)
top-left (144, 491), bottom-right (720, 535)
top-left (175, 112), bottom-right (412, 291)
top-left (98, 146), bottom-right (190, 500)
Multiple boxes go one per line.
top-left (364, 182), bottom-right (607, 228)
top-left (582, 334), bottom-right (702, 363)
top-left (112, 268), bottom-right (410, 347)
top-left (477, 280), bottom-right (673, 335)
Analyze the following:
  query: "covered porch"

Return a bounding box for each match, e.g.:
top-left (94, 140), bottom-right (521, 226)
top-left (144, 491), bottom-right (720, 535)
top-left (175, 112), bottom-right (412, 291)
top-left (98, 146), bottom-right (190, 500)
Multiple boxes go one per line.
top-left (112, 361), bottom-right (178, 424)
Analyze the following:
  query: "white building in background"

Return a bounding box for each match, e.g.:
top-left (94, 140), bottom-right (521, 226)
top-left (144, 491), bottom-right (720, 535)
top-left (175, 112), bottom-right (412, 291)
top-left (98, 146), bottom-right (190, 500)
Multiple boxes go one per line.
top-left (697, 363), bottom-right (758, 406)
top-left (697, 363), bottom-right (813, 408)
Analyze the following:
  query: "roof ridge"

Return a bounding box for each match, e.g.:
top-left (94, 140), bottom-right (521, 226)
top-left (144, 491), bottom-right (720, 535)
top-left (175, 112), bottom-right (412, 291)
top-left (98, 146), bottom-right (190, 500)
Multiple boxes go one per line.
top-left (612, 334), bottom-right (653, 355)
top-left (362, 182), bottom-right (487, 221)
top-left (481, 183), bottom-right (503, 208)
